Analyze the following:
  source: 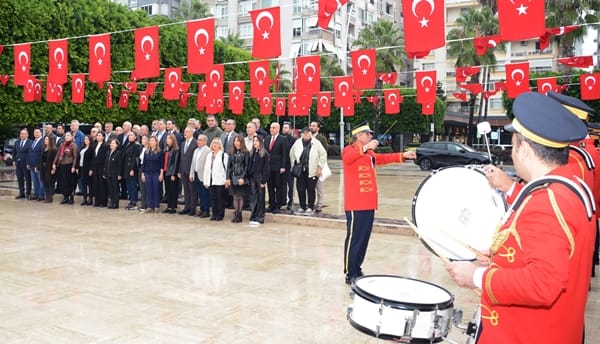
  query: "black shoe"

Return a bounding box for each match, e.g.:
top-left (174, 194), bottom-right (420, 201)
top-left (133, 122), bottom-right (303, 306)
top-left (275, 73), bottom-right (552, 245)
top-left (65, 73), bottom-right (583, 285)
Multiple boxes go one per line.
top-left (199, 211), bottom-right (210, 218)
top-left (188, 211), bottom-right (196, 216)
top-left (60, 198), bottom-right (69, 204)
top-left (210, 217), bottom-right (217, 221)
top-left (178, 208), bottom-right (190, 215)
top-left (29, 196), bottom-right (38, 201)
top-left (161, 208), bottom-right (171, 213)
top-left (272, 208), bottom-right (281, 214)
top-left (67, 198), bottom-right (74, 204)
top-left (169, 209), bottom-right (176, 214)
top-left (15, 195), bottom-right (25, 199)
top-left (76, 191), bottom-right (83, 196)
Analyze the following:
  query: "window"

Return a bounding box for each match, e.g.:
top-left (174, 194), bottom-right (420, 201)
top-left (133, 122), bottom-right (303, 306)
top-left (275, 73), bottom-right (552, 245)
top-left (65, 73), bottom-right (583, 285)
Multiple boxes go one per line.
top-left (239, 23), bottom-right (253, 39)
top-left (140, 5), bottom-right (153, 15)
top-left (520, 40), bottom-right (528, 46)
top-left (293, 18), bottom-right (302, 38)
top-left (423, 63), bottom-right (435, 70)
top-left (489, 99), bottom-right (504, 110)
top-left (216, 26), bottom-right (229, 39)
top-left (386, 3), bottom-right (393, 14)
top-left (238, 1), bottom-right (252, 16)
top-left (293, 0), bottom-right (302, 13)
top-left (216, 4), bottom-right (228, 19)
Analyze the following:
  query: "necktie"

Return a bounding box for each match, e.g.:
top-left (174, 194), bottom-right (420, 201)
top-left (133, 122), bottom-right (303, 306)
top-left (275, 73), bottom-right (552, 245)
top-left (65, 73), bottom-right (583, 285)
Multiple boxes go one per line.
top-left (184, 140), bottom-right (189, 154)
top-left (21, 140), bottom-right (25, 149)
top-left (269, 137), bottom-right (275, 151)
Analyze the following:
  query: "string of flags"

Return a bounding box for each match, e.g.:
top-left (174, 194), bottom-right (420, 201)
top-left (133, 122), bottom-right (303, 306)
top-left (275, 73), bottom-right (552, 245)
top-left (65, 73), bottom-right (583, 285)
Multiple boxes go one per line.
top-left (2, 1), bottom-right (600, 117)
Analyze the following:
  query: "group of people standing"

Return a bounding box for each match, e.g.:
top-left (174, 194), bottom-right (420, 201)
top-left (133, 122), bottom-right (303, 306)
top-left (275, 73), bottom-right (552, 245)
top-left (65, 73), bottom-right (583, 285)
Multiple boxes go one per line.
top-left (12, 116), bottom-right (330, 226)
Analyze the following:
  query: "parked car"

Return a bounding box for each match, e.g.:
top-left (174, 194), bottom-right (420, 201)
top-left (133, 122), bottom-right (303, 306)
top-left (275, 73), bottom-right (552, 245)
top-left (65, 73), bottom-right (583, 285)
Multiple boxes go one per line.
top-left (491, 144), bottom-right (513, 165)
top-left (415, 141), bottom-right (494, 170)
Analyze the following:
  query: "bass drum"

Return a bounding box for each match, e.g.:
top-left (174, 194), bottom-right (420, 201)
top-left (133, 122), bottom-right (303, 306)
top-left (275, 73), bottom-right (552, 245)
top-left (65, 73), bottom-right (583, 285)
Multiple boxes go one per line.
top-left (412, 165), bottom-right (506, 261)
top-left (348, 275), bottom-right (454, 342)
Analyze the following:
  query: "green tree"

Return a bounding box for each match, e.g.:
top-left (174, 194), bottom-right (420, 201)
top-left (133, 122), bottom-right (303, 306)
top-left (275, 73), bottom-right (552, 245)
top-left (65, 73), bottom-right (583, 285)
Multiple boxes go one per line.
top-left (545, 1), bottom-right (600, 58)
top-left (446, 6), bottom-right (502, 145)
top-left (219, 31), bottom-right (244, 49)
top-left (173, 0), bottom-right (210, 20)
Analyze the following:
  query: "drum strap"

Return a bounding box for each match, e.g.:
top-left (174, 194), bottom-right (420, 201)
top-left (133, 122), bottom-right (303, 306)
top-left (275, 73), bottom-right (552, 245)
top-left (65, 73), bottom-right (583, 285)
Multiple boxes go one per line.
top-left (503, 175), bottom-right (594, 222)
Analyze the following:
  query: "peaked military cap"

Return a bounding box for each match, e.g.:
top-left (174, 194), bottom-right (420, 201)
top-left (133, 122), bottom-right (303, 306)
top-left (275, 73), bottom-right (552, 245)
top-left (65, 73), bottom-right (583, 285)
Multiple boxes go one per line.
top-left (351, 121), bottom-right (374, 136)
top-left (505, 92), bottom-right (587, 148)
top-left (547, 91), bottom-right (595, 120)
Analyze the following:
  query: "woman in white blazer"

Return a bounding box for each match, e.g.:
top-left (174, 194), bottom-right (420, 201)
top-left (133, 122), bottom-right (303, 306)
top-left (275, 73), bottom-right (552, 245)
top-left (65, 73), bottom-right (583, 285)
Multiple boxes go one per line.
top-left (203, 137), bottom-right (229, 221)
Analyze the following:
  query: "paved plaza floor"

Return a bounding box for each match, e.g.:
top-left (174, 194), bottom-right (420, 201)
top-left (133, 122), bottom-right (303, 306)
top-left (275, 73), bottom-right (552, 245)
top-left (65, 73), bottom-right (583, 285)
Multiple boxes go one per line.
top-left (0, 161), bottom-right (598, 343)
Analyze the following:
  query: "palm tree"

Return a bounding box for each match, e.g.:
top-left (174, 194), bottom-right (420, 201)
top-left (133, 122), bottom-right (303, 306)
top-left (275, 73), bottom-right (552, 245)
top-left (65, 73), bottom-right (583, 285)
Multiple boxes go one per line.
top-left (447, 6), bottom-right (502, 145)
top-left (351, 20), bottom-right (406, 134)
top-left (319, 54), bottom-right (344, 92)
top-left (219, 31), bottom-right (245, 48)
top-left (173, 0), bottom-right (209, 20)
top-left (546, 1), bottom-right (599, 58)
top-left (352, 20), bottom-right (405, 73)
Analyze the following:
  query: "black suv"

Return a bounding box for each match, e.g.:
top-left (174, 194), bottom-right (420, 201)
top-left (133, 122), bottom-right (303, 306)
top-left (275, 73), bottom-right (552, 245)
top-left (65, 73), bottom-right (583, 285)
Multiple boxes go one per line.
top-left (415, 141), bottom-right (494, 170)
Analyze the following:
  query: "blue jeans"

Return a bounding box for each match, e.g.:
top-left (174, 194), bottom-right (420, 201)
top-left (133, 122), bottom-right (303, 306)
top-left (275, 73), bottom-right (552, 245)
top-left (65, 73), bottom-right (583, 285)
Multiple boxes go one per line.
top-left (145, 172), bottom-right (161, 209)
top-left (31, 169), bottom-right (44, 198)
top-left (126, 175), bottom-right (139, 204)
top-left (194, 173), bottom-right (210, 212)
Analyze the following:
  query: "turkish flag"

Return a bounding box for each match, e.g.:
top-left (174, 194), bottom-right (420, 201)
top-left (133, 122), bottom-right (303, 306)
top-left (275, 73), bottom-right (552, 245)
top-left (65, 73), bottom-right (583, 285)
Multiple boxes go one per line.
top-left (288, 94), bottom-right (302, 116)
top-left (13, 43), bottom-right (31, 86)
top-left (89, 34), bottom-right (111, 83)
top-left (455, 66), bottom-right (480, 83)
top-left (33, 79), bottom-right (42, 102)
top-left (206, 98), bottom-right (224, 114)
top-left (557, 56), bottom-right (594, 68)
top-left (378, 72), bottom-right (397, 85)
top-left (580, 73), bottom-right (600, 100)
top-left (296, 55), bottom-right (320, 95)
top-left (206, 64), bottom-right (224, 98)
top-left (134, 26), bottom-right (160, 79)
top-left (0, 75), bottom-right (11, 86)
top-left (180, 82), bottom-right (191, 94)
top-left (415, 70), bottom-right (436, 104)
top-left (123, 81), bottom-right (137, 94)
top-left (179, 93), bottom-right (191, 108)
top-left (539, 25), bottom-right (579, 50)
top-left (505, 62), bottom-right (530, 98)
top-left (196, 82), bottom-right (209, 109)
top-left (483, 90), bottom-right (499, 100)
top-left (407, 51), bottom-right (430, 59)
top-left (473, 35), bottom-right (501, 56)
top-left (498, 0), bottom-right (545, 41)
top-left (351, 49), bottom-right (376, 89)
top-left (495, 81), bottom-right (507, 91)
top-left (422, 103), bottom-right (435, 115)
top-left (48, 39), bottom-right (68, 85)
top-left (163, 67), bottom-right (182, 100)
top-left (333, 76), bottom-right (353, 108)
top-left (23, 76), bottom-right (36, 102)
top-left (250, 7), bottom-right (281, 59)
top-left (71, 74), bottom-right (85, 104)
top-left (318, 0), bottom-right (338, 30)
top-left (0, 45), bottom-right (3, 55)
top-left (259, 95), bottom-right (272, 115)
top-left (384, 89), bottom-right (402, 114)
top-left (249, 60), bottom-right (272, 98)
top-left (401, 0), bottom-right (445, 55)
top-left (139, 91), bottom-right (149, 112)
top-left (343, 104), bottom-right (354, 116)
top-left (317, 92), bottom-right (332, 117)
top-left (228, 81), bottom-right (245, 114)
top-left (536, 77), bottom-right (556, 95)
top-left (460, 83), bottom-right (482, 95)
top-left (453, 92), bottom-right (468, 102)
top-left (118, 91), bottom-right (130, 108)
top-left (275, 97), bottom-right (286, 116)
top-left (187, 18), bottom-right (214, 74)
top-left (46, 81), bottom-right (63, 103)
top-left (353, 90), bottom-right (363, 104)
top-left (146, 82), bottom-right (158, 97)
top-left (106, 85), bottom-right (113, 109)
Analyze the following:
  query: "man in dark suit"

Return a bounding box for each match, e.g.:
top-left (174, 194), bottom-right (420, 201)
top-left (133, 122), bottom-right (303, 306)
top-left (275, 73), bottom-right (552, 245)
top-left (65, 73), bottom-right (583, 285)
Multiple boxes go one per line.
top-left (27, 128), bottom-right (44, 201)
top-left (177, 126), bottom-right (198, 215)
top-left (14, 128), bottom-right (32, 199)
top-left (55, 124), bottom-right (65, 148)
top-left (116, 121), bottom-right (132, 200)
top-left (265, 122), bottom-right (288, 213)
top-left (281, 122), bottom-right (296, 211)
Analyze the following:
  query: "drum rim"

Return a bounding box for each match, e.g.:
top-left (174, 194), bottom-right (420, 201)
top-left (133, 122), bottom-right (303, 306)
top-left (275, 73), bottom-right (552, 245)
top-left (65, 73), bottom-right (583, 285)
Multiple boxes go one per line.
top-left (352, 275), bottom-right (454, 311)
top-left (348, 317), bottom-right (446, 343)
top-left (411, 165), bottom-right (490, 262)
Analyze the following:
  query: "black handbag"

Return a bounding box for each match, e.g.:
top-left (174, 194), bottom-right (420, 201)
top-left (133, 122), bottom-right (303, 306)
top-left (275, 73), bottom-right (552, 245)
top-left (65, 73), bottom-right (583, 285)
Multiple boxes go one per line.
top-left (292, 161), bottom-right (303, 177)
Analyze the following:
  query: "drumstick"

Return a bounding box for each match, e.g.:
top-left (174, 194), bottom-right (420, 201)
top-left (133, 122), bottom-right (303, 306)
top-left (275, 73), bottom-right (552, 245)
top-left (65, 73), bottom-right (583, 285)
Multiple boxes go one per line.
top-left (380, 120), bottom-right (398, 137)
top-left (404, 217), bottom-right (451, 265)
top-left (435, 225), bottom-right (482, 257)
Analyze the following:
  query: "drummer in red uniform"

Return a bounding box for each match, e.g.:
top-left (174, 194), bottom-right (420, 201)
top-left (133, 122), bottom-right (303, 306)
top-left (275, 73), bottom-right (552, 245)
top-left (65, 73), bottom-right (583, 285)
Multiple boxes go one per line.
top-left (342, 122), bottom-right (416, 285)
top-left (447, 92), bottom-right (595, 343)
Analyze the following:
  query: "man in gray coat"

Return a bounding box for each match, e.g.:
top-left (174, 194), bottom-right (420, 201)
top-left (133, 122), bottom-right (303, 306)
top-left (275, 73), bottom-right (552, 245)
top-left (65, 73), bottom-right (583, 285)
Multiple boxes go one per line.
top-left (177, 126), bottom-right (198, 215)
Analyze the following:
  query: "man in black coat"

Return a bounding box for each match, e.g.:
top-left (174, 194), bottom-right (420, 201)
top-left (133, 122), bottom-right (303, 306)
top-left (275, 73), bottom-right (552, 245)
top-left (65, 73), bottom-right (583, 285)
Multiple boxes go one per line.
top-left (265, 122), bottom-right (288, 213)
top-left (27, 128), bottom-right (45, 200)
top-left (14, 128), bottom-right (32, 199)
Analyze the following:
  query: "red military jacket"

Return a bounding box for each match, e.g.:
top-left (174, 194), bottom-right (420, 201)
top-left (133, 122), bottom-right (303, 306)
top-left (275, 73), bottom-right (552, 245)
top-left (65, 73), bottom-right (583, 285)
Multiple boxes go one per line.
top-left (479, 164), bottom-right (595, 343)
top-left (342, 143), bottom-right (403, 211)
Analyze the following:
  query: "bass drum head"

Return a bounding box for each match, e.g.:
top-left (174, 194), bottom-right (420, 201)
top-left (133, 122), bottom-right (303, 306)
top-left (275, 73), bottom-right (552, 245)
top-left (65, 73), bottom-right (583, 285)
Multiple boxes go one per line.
top-left (353, 275), bottom-right (453, 311)
top-left (412, 166), bottom-right (506, 261)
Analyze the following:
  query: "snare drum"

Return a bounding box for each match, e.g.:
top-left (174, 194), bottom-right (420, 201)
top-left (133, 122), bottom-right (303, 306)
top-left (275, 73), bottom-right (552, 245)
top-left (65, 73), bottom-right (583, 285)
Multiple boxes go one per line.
top-left (348, 275), bottom-right (454, 342)
top-left (412, 165), bottom-right (506, 261)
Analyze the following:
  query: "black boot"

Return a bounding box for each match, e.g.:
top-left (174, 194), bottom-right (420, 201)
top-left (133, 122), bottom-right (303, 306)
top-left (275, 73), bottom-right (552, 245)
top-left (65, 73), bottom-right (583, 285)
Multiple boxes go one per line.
top-left (81, 197), bottom-right (88, 206)
top-left (60, 196), bottom-right (69, 204)
top-left (237, 211), bottom-right (242, 223)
